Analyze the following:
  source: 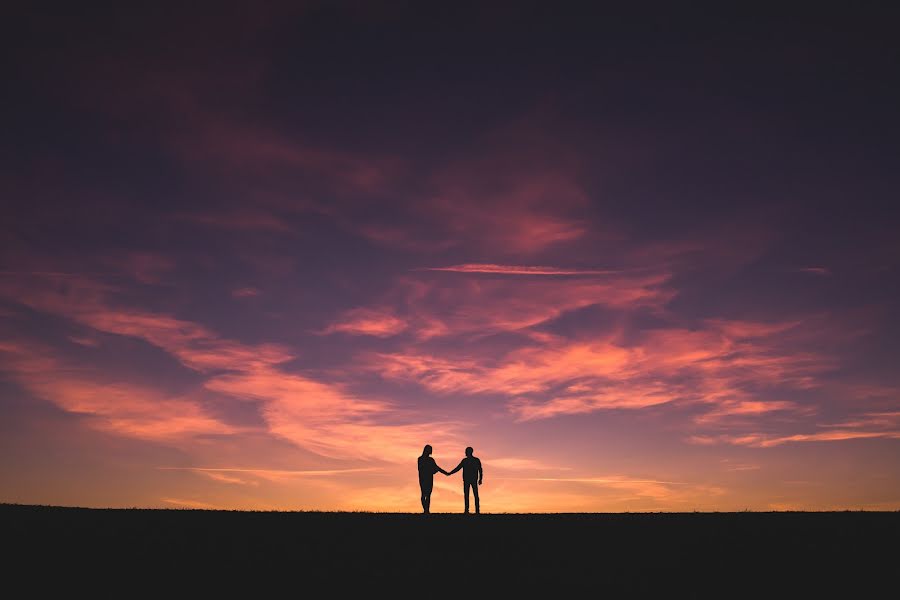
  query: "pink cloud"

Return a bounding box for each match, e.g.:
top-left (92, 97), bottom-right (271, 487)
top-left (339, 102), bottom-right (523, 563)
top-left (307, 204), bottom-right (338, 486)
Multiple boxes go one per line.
top-left (705, 319), bottom-right (802, 339)
top-left (198, 471), bottom-right (259, 486)
top-left (341, 270), bottom-right (674, 340)
top-left (322, 307), bottom-right (408, 337)
top-left (688, 411), bottom-right (900, 447)
top-left (171, 117), bottom-right (403, 197)
top-left (209, 363), bottom-right (462, 461)
top-left (418, 264), bottom-right (624, 276)
top-left (509, 382), bottom-right (683, 421)
top-left (0, 272), bottom-right (293, 373)
top-left (692, 400), bottom-right (810, 425)
top-left (370, 319), bottom-right (836, 424)
top-left (231, 287), bottom-right (261, 298)
top-left (495, 474), bottom-right (707, 503)
top-left (161, 497), bottom-right (222, 510)
top-left (158, 466), bottom-right (379, 486)
top-left (111, 252), bottom-right (175, 284)
top-left (339, 122), bottom-right (599, 255)
top-left (0, 341), bottom-right (234, 440)
top-left (0, 272), bottom-right (461, 462)
top-left (421, 170), bottom-right (589, 254)
top-left (690, 430), bottom-right (900, 447)
top-left (67, 335), bottom-right (101, 348)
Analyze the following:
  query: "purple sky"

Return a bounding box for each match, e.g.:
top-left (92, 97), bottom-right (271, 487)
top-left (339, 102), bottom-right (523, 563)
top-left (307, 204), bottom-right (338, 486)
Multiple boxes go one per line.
top-left (1, 3), bottom-right (899, 511)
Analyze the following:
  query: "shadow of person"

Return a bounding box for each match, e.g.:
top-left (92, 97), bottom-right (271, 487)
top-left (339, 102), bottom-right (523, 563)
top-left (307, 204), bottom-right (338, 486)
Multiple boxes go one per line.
top-left (418, 444), bottom-right (448, 514)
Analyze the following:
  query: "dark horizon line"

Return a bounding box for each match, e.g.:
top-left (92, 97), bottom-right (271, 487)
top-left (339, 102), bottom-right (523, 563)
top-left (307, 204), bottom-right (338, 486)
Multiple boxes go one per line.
top-left (3, 502), bottom-right (897, 514)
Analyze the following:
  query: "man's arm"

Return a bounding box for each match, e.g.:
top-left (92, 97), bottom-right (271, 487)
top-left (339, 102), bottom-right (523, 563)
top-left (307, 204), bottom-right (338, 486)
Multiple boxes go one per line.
top-left (447, 460), bottom-right (464, 475)
top-left (478, 459), bottom-right (483, 484)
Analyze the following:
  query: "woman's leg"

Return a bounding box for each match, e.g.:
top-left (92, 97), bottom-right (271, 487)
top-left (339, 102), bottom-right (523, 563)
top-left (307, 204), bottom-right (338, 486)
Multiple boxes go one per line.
top-left (420, 480), bottom-right (433, 513)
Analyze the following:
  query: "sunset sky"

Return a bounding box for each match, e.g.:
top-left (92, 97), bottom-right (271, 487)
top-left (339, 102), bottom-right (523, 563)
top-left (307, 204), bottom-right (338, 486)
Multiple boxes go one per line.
top-left (2, 4), bottom-right (899, 512)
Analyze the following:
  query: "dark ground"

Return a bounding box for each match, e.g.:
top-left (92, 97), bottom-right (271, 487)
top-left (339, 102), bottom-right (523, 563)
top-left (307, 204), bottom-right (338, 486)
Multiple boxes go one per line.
top-left (2, 504), bottom-right (896, 596)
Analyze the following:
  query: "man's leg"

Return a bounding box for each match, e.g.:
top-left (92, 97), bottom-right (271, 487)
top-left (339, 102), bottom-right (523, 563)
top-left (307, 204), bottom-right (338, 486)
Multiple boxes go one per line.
top-left (472, 482), bottom-right (480, 514)
top-left (463, 481), bottom-right (470, 513)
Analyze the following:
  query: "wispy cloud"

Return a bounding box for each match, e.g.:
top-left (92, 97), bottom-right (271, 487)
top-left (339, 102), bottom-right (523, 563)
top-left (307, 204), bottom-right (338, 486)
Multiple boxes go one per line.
top-left (161, 497), bottom-right (222, 510)
top-left (0, 341), bottom-right (234, 440)
top-left (417, 264), bottom-right (624, 276)
top-left (690, 430), bottom-right (900, 447)
top-left (0, 272), bottom-right (460, 462)
top-left (692, 400), bottom-right (811, 425)
top-left (158, 466), bottom-right (381, 485)
top-left (105, 252), bottom-right (175, 284)
top-left (496, 474), bottom-right (689, 501)
top-left (488, 457), bottom-right (569, 471)
top-left (332, 270), bottom-right (673, 340)
top-left (231, 287), bottom-right (261, 298)
top-left (688, 411), bottom-right (900, 447)
top-left (67, 335), bottom-right (101, 348)
top-left (372, 321), bottom-right (832, 423)
top-left (197, 471), bottom-right (259, 486)
top-left (321, 307), bottom-right (408, 337)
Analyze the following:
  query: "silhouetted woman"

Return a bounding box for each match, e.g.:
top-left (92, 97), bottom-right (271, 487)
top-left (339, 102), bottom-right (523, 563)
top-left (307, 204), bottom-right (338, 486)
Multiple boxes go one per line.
top-left (418, 444), bottom-right (448, 514)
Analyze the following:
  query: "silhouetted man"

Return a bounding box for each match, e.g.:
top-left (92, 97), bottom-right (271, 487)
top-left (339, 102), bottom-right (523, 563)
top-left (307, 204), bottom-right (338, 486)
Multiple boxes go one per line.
top-left (447, 447), bottom-right (483, 514)
top-left (418, 444), bottom-right (448, 514)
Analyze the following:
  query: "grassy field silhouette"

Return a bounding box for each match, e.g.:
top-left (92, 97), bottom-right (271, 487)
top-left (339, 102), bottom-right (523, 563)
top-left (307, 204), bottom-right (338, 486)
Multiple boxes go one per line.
top-left (3, 504), bottom-right (896, 595)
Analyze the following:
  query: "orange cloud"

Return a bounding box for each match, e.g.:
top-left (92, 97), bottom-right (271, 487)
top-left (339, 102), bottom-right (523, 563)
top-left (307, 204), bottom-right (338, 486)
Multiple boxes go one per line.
top-left (336, 270), bottom-right (673, 341)
top-left (0, 341), bottom-right (234, 440)
top-left (0, 272), bottom-right (461, 463)
top-left (500, 475), bottom-right (686, 501)
top-left (161, 497), bottom-right (222, 510)
top-left (202, 368), bottom-right (455, 462)
top-left (158, 466), bottom-right (380, 486)
top-left (486, 457), bottom-right (568, 471)
top-left (198, 471), bottom-right (260, 486)
top-left (371, 319), bottom-right (834, 425)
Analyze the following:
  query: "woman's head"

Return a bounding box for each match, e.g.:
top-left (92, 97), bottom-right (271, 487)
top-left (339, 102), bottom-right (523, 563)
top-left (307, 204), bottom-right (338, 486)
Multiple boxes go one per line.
top-left (422, 444), bottom-right (433, 456)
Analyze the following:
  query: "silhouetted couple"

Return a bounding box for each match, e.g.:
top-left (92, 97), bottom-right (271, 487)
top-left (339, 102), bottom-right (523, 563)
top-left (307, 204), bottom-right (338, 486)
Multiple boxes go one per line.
top-left (418, 445), bottom-right (483, 514)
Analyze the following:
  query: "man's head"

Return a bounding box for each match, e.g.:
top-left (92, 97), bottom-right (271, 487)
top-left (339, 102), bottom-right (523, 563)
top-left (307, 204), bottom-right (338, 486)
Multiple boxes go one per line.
top-left (423, 444), bottom-right (432, 456)
top-left (465, 446), bottom-right (473, 457)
